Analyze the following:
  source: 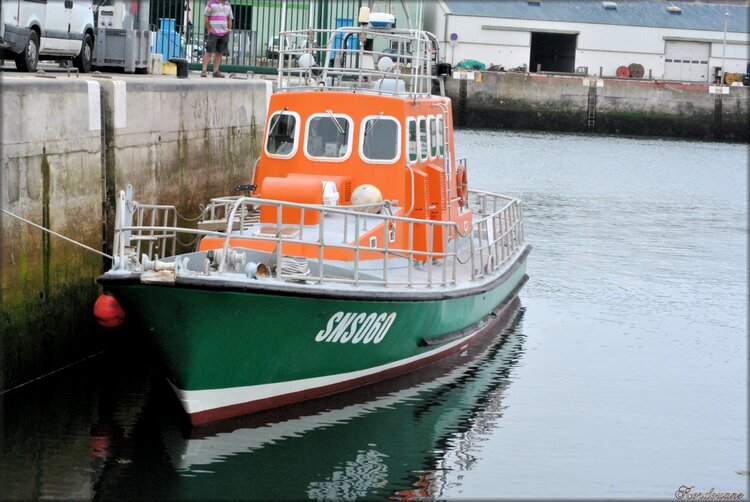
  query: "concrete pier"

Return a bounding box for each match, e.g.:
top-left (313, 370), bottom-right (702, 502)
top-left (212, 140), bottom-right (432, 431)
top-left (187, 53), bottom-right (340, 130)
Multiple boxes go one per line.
top-left (446, 71), bottom-right (749, 141)
top-left (0, 72), bottom-right (269, 392)
top-left (1, 68), bottom-right (747, 393)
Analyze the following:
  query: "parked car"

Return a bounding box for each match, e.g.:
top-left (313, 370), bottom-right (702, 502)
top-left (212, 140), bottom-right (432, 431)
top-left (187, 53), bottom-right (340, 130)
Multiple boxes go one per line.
top-left (0, 0), bottom-right (96, 72)
top-left (382, 47), bottom-right (412, 65)
top-left (267, 36), bottom-right (281, 59)
top-left (267, 35), bottom-right (306, 60)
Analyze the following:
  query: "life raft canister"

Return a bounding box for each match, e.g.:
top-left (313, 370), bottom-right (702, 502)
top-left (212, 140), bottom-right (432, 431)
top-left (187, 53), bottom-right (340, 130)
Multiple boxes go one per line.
top-left (456, 164), bottom-right (468, 208)
top-left (94, 293), bottom-right (126, 328)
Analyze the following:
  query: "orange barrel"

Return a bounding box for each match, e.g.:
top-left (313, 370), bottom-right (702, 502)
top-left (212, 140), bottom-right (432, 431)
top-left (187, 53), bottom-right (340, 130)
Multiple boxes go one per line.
top-left (259, 177), bottom-right (324, 225)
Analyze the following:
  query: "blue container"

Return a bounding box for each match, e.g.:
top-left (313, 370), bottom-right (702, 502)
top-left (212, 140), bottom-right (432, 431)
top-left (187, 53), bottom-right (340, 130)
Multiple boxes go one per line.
top-left (154, 18), bottom-right (186, 60)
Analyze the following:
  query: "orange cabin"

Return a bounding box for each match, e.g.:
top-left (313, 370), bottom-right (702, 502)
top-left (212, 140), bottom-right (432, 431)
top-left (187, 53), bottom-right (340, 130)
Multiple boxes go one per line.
top-left (199, 90), bottom-right (470, 261)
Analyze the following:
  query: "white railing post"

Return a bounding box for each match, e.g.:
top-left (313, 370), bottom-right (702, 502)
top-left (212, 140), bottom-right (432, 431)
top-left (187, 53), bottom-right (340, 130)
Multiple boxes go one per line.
top-left (427, 223), bottom-right (434, 286)
top-left (407, 221), bottom-right (414, 287)
top-left (383, 219), bottom-right (389, 286)
top-left (276, 204), bottom-right (283, 276)
top-left (318, 208), bottom-right (325, 283)
top-left (115, 191), bottom-right (125, 270)
top-left (353, 214), bottom-right (360, 284)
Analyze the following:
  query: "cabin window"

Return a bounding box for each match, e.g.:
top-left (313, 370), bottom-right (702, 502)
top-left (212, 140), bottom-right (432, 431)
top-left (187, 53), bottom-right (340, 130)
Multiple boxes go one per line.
top-left (360, 115), bottom-right (400, 163)
top-left (429, 116), bottom-right (437, 158)
top-left (437, 115), bottom-right (444, 158)
top-left (407, 118), bottom-right (417, 163)
top-left (305, 113), bottom-right (353, 160)
top-left (265, 111), bottom-right (300, 158)
top-left (418, 117), bottom-right (428, 162)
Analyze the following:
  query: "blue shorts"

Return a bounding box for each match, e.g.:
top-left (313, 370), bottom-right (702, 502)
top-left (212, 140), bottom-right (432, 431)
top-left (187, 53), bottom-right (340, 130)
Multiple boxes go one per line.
top-left (206, 33), bottom-right (230, 54)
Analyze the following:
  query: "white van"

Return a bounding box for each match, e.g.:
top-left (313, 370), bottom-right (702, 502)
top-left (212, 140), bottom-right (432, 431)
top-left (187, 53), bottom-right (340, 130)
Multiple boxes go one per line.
top-left (0, 0), bottom-right (95, 72)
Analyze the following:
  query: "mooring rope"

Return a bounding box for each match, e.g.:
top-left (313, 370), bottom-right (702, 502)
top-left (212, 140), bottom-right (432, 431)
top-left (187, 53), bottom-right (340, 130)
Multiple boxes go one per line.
top-left (0, 350), bottom-right (106, 396)
top-left (0, 208), bottom-right (113, 259)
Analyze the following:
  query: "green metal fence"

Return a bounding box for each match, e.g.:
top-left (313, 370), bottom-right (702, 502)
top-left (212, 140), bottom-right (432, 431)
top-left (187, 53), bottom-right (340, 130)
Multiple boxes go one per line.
top-left (148, 0), bottom-right (366, 72)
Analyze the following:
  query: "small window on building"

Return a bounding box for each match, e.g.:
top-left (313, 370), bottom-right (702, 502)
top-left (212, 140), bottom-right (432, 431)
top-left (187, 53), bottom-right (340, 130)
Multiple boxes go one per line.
top-left (437, 115), bottom-right (444, 157)
top-left (429, 117), bottom-right (438, 158)
top-left (407, 118), bottom-right (418, 163)
top-left (265, 111), bottom-right (299, 157)
top-left (306, 113), bottom-right (352, 160)
top-left (361, 116), bottom-right (400, 163)
top-left (419, 117), bottom-right (428, 162)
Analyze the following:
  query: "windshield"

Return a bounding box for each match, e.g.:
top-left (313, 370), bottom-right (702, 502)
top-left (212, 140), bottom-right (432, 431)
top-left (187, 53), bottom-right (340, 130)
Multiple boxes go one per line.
top-left (306, 114), bottom-right (351, 159)
top-left (266, 112), bottom-right (297, 156)
top-left (362, 117), bottom-right (399, 162)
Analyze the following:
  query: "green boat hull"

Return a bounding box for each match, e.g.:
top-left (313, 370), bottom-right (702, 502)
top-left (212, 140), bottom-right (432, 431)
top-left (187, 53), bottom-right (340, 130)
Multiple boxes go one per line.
top-left (92, 301), bottom-right (526, 500)
top-left (100, 247), bottom-right (529, 424)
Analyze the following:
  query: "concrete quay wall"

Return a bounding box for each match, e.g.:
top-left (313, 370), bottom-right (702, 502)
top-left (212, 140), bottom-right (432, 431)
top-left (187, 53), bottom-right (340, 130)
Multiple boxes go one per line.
top-left (447, 71), bottom-right (749, 142)
top-left (0, 75), bottom-right (269, 392)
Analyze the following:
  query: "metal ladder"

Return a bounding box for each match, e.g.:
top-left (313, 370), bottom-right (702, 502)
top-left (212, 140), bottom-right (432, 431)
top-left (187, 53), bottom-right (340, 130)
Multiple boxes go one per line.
top-left (587, 82), bottom-right (597, 129)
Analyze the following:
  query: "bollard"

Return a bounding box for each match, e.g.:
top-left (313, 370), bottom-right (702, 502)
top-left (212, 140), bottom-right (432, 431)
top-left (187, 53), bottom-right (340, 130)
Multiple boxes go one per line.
top-left (169, 58), bottom-right (188, 79)
top-left (149, 53), bottom-right (163, 75)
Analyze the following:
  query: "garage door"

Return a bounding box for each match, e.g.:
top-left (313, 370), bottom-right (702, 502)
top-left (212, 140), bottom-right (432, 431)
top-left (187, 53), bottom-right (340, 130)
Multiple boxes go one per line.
top-left (664, 41), bottom-right (709, 82)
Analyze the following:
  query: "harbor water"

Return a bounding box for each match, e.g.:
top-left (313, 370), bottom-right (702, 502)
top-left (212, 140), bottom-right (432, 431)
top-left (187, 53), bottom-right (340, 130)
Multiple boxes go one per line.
top-left (1, 131), bottom-right (747, 500)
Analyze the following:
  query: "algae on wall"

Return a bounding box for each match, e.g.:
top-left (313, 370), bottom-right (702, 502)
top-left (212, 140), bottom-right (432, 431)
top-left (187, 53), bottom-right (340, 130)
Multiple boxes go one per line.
top-left (1, 151), bottom-right (103, 392)
top-left (1, 79), bottom-right (268, 392)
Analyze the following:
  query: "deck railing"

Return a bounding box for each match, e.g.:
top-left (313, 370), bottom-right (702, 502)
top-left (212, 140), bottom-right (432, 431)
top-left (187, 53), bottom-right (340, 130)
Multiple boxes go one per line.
top-left (113, 187), bottom-right (524, 288)
top-left (275, 27), bottom-right (444, 97)
top-left (467, 190), bottom-right (525, 280)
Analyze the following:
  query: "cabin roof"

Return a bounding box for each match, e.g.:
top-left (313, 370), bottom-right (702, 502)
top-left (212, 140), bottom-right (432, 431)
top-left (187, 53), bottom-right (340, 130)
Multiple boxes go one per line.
top-left (268, 90), bottom-right (447, 112)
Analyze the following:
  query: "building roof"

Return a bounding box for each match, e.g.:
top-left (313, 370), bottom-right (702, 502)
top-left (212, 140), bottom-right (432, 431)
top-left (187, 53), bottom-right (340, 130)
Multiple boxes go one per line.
top-left (441, 0), bottom-right (750, 33)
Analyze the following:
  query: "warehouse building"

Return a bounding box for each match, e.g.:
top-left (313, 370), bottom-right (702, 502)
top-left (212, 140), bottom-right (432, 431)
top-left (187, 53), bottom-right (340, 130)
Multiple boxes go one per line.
top-left (425, 0), bottom-right (749, 82)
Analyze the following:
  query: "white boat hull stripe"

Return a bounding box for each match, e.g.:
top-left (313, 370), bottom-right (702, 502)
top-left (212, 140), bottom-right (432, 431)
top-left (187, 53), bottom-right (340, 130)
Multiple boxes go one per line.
top-left (170, 327), bottom-right (481, 414)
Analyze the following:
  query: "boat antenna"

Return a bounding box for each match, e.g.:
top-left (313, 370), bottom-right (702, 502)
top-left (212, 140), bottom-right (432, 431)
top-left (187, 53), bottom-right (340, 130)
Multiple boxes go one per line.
top-left (399, 0), bottom-right (413, 30)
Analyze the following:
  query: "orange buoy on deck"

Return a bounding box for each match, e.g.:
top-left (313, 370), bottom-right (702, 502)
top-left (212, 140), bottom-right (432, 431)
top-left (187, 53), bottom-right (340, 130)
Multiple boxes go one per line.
top-left (456, 164), bottom-right (468, 207)
top-left (94, 293), bottom-right (125, 328)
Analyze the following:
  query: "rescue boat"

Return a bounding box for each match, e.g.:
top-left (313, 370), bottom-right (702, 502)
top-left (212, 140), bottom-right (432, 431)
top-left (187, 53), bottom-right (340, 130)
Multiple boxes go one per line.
top-left (96, 15), bottom-right (531, 426)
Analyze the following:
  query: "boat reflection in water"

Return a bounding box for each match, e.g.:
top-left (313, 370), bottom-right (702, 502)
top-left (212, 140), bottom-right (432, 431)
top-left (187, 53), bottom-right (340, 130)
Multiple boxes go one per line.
top-left (109, 298), bottom-right (526, 501)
